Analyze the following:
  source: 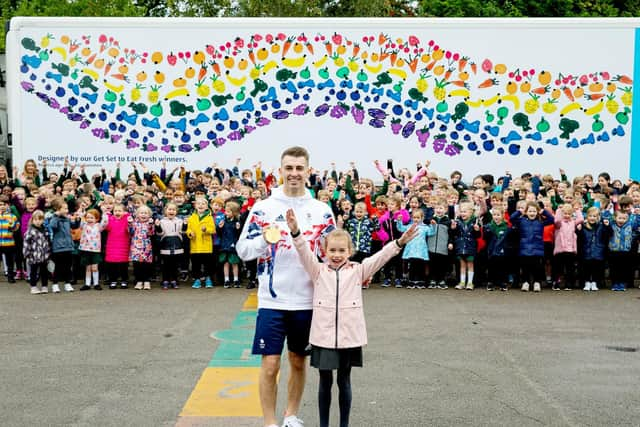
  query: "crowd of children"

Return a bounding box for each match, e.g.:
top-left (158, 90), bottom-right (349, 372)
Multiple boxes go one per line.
top-left (0, 157), bottom-right (639, 295)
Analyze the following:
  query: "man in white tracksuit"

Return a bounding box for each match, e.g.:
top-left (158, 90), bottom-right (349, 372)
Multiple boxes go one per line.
top-left (237, 146), bottom-right (335, 427)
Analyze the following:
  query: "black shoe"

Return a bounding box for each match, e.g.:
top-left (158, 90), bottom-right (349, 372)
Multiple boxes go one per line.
top-left (7, 277), bottom-right (16, 283)
top-left (171, 281), bottom-right (179, 289)
top-left (246, 280), bottom-right (256, 289)
top-left (94, 284), bottom-right (102, 291)
top-left (120, 282), bottom-right (128, 289)
top-left (223, 281), bottom-right (231, 289)
top-left (233, 281), bottom-right (241, 288)
top-left (109, 282), bottom-right (117, 289)
top-left (80, 285), bottom-right (91, 291)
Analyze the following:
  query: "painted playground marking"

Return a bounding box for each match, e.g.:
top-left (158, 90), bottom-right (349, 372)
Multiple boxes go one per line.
top-left (176, 292), bottom-right (261, 422)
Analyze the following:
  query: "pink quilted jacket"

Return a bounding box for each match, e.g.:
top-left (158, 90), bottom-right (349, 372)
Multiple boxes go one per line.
top-left (104, 213), bottom-right (131, 263)
top-left (293, 235), bottom-right (401, 349)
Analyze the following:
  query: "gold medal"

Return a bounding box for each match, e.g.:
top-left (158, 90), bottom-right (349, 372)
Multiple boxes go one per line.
top-left (264, 226), bottom-right (281, 244)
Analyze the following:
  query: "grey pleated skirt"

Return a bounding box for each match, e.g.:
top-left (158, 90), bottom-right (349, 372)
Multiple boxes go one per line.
top-left (310, 346), bottom-right (363, 370)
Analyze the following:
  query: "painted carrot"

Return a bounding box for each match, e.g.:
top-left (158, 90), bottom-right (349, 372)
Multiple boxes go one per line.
top-left (325, 41), bottom-right (333, 56)
top-left (104, 60), bottom-right (113, 76)
top-left (389, 51), bottom-right (397, 66)
top-left (426, 59), bottom-right (437, 71)
top-left (379, 52), bottom-right (390, 62)
top-left (531, 85), bottom-right (549, 95)
top-left (198, 65), bottom-right (207, 82)
top-left (450, 80), bottom-right (467, 87)
top-left (211, 61), bottom-right (221, 76)
top-left (408, 58), bottom-right (418, 73)
top-left (458, 56), bottom-right (469, 72)
top-left (470, 62), bottom-right (477, 75)
top-left (613, 74), bottom-right (633, 85)
top-left (562, 86), bottom-right (575, 102)
top-left (352, 43), bottom-right (360, 57)
top-left (585, 93), bottom-right (606, 101)
top-left (477, 78), bottom-right (498, 88)
top-left (86, 53), bottom-right (97, 64)
top-left (248, 49), bottom-right (256, 65)
top-left (282, 37), bottom-right (294, 58)
top-left (306, 42), bottom-right (314, 55)
top-left (378, 33), bottom-right (387, 46)
top-left (110, 73), bottom-right (128, 81)
top-left (444, 67), bottom-right (454, 81)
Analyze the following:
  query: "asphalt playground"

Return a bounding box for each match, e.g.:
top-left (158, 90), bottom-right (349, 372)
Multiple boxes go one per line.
top-left (1, 279), bottom-right (638, 427)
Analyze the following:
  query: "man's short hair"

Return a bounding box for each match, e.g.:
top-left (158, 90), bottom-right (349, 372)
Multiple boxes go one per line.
top-left (280, 146), bottom-right (309, 163)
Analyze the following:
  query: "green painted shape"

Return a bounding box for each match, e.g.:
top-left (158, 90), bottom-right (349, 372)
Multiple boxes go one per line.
top-left (210, 342), bottom-right (261, 367)
top-left (231, 311), bottom-right (257, 329)
top-left (210, 328), bottom-right (254, 344)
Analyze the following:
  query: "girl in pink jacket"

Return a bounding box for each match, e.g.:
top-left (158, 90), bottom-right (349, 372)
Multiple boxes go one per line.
top-left (103, 204), bottom-right (131, 289)
top-left (553, 203), bottom-right (583, 291)
top-left (287, 208), bottom-right (417, 427)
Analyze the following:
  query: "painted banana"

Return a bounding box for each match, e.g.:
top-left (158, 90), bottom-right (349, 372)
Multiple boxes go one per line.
top-left (312, 55), bottom-right (328, 68)
top-left (164, 88), bottom-right (189, 99)
top-left (363, 62), bottom-right (383, 74)
top-left (388, 68), bottom-right (408, 80)
top-left (262, 60), bottom-right (278, 75)
top-left (82, 68), bottom-right (99, 80)
top-left (560, 102), bottom-right (582, 116)
top-left (51, 46), bottom-right (67, 61)
top-left (465, 99), bottom-right (483, 108)
top-left (226, 73), bottom-right (247, 87)
top-left (583, 100), bottom-right (604, 116)
top-left (448, 89), bottom-right (470, 98)
top-left (483, 95), bottom-right (500, 107)
top-left (282, 56), bottom-right (306, 68)
top-left (103, 80), bottom-right (124, 93)
top-left (500, 95), bottom-right (520, 111)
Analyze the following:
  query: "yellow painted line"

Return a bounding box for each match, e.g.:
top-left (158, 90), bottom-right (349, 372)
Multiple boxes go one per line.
top-left (242, 292), bottom-right (258, 311)
top-left (179, 367), bottom-right (262, 417)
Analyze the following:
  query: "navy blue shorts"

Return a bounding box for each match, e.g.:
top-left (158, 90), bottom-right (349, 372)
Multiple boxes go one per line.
top-left (252, 308), bottom-right (313, 356)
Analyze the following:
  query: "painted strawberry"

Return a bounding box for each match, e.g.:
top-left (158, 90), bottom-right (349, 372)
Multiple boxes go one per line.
top-left (408, 35), bottom-right (419, 46)
top-left (332, 32), bottom-right (342, 45)
top-left (277, 33), bottom-right (286, 41)
top-left (167, 52), bottom-right (177, 66)
top-left (265, 34), bottom-right (274, 43)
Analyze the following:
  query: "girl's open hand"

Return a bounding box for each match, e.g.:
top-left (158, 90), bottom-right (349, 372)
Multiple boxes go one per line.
top-left (286, 208), bottom-right (299, 235)
top-left (397, 223), bottom-right (419, 246)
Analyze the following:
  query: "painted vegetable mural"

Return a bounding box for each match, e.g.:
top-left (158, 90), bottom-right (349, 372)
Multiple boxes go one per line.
top-left (16, 28), bottom-right (633, 157)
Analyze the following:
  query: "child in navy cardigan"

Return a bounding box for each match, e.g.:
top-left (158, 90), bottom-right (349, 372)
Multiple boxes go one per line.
top-left (576, 207), bottom-right (609, 291)
top-left (510, 201), bottom-right (554, 292)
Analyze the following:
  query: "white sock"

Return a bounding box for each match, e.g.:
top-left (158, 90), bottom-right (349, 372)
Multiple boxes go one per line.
top-left (85, 271), bottom-right (92, 285)
top-left (92, 271), bottom-right (99, 285)
top-left (468, 272), bottom-right (474, 284)
top-left (460, 273), bottom-right (466, 284)
top-left (224, 276), bottom-right (229, 282)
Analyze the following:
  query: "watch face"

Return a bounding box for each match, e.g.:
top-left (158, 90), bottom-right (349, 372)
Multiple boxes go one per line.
top-left (264, 226), bottom-right (281, 244)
